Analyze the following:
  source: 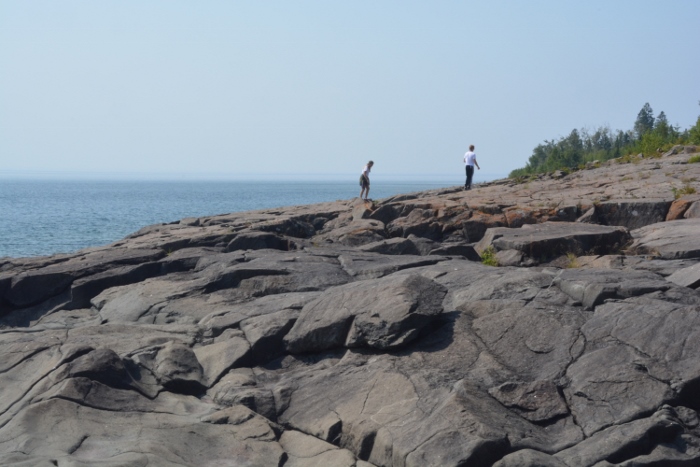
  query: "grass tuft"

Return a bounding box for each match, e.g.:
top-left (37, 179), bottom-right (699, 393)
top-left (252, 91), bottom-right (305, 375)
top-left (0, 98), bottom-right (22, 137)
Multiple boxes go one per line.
top-left (480, 246), bottom-right (499, 267)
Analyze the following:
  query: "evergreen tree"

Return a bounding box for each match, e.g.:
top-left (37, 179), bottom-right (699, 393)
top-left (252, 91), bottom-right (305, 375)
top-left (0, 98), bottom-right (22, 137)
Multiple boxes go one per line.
top-left (508, 101), bottom-right (698, 179)
top-left (634, 103), bottom-right (655, 139)
top-left (654, 111), bottom-right (670, 140)
top-left (655, 111), bottom-right (668, 127)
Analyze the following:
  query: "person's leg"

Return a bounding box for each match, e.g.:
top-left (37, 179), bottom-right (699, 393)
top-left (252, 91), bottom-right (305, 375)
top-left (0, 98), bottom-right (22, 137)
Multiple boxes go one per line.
top-left (365, 184), bottom-right (370, 200)
top-left (466, 165), bottom-right (474, 189)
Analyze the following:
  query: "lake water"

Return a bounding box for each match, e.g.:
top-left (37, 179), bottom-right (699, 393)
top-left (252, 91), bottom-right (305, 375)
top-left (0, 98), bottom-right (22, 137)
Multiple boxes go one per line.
top-left (0, 179), bottom-right (466, 258)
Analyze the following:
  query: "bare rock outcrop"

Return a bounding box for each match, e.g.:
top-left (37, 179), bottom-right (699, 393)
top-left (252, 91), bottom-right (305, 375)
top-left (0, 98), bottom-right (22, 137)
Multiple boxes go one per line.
top-left (1, 150), bottom-right (700, 466)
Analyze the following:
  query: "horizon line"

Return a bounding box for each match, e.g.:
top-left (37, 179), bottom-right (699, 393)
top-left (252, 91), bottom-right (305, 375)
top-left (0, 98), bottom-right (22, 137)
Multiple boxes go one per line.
top-left (0, 170), bottom-right (509, 182)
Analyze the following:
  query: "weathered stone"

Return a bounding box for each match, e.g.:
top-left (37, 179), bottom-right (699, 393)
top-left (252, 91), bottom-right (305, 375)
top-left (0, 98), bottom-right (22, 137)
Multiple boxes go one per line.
top-left (666, 195), bottom-right (700, 220)
top-left (279, 430), bottom-right (358, 467)
top-left (357, 237), bottom-right (420, 255)
top-left (338, 251), bottom-right (444, 279)
top-left (240, 308), bottom-right (299, 365)
top-left (488, 380), bottom-right (568, 422)
top-left (153, 341), bottom-right (205, 393)
top-left (504, 207), bottom-right (540, 228)
top-left (495, 449), bottom-right (568, 467)
top-left (461, 211), bottom-right (507, 243)
top-left (555, 406), bottom-right (686, 466)
top-left (595, 199), bottom-right (672, 229)
top-left (320, 219), bottom-right (387, 246)
top-left (226, 231), bottom-right (292, 251)
top-left (255, 216), bottom-right (316, 238)
top-left (476, 222), bottom-right (630, 263)
top-left (351, 202), bottom-right (371, 221)
top-left (284, 274), bottom-right (446, 353)
top-left (553, 268), bottom-right (672, 309)
top-left (494, 249), bottom-right (524, 266)
top-left (666, 262), bottom-right (700, 289)
top-left (1, 248), bottom-right (166, 310)
top-left (630, 218), bottom-right (700, 259)
top-left (428, 242), bottom-right (480, 260)
top-left (193, 334), bottom-right (251, 387)
top-left (368, 203), bottom-right (401, 224)
top-left (406, 234), bottom-right (440, 255)
top-left (685, 200), bottom-right (700, 218)
top-left (576, 206), bottom-right (597, 224)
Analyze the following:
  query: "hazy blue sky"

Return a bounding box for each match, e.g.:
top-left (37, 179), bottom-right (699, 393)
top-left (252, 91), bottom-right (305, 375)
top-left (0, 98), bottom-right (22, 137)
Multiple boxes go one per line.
top-left (1, 1), bottom-right (699, 181)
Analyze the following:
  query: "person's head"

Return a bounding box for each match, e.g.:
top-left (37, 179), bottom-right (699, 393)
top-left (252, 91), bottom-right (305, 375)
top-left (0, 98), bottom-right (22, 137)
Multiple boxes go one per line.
top-left (469, 145), bottom-right (475, 151)
top-left (368, 160), bottom-right (374, 167)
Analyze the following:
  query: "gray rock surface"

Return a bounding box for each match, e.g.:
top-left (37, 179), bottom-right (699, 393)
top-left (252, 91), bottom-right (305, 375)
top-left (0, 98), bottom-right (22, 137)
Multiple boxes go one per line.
top-left (630, 218), bottom-right (700, 259)
top-left (667, 261), bottom-right (700, 289)
top-left (475, 222), bottom-right (631, 265)
top-left (1, 150), bottom-right (700, 466)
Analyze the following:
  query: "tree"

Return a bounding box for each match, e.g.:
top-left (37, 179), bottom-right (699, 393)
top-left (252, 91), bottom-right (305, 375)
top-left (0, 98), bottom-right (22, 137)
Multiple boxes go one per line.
top-left (634, 103), bottom-right (655, 139)
top-left (689, 115), bottom-right (700, 144)
top-left (654, 111), bottom-right (670, 140)
top-left (655, 111), bottom-right (668, 127)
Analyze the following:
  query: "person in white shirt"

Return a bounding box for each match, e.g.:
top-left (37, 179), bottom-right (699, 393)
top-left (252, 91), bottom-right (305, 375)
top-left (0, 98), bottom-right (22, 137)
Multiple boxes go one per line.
top-left (463, 145), bottom-right (480, 190)
top-left (359, 160), bottom-right (374, 200)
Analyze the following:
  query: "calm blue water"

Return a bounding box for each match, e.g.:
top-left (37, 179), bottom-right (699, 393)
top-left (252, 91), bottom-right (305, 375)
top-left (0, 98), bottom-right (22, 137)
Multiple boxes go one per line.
top-left (0, 179), bottom-right (458, 258)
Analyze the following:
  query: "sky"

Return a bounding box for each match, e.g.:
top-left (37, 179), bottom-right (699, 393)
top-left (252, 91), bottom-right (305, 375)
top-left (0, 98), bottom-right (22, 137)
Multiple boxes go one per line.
top-left (1, 1), bottom-right (699, 181)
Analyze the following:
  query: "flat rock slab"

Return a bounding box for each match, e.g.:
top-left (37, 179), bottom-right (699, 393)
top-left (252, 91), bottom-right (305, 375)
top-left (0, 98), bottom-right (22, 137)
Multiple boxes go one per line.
top-left (284, 273), bottom-right (447, 353)
top-left (631, 218), bottom-right (700, 259)
top-left (667, 262), bottom-right (700, 289)
top-left (476, 222), bottom-right (630, 262)
top-left (553, 268), bottom-right (673, 309)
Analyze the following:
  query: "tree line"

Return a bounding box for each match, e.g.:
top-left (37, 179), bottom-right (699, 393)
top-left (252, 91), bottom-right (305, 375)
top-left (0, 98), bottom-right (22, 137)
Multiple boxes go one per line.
top-left (509, 102), bottom-right (700, 178)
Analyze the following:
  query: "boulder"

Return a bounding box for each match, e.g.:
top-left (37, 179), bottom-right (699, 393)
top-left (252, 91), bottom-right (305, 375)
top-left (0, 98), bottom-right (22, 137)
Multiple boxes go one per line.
top-left (152, 341), bottom-right (206, 394)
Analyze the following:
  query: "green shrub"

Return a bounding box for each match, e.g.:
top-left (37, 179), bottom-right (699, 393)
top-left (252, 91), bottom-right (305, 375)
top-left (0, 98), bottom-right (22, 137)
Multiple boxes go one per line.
top-left (565, 252), bottom-right (580, 268)
top-left (480, 246), bottom-right (498, 266)
top-left (688, 155), bottom-right (700, 164)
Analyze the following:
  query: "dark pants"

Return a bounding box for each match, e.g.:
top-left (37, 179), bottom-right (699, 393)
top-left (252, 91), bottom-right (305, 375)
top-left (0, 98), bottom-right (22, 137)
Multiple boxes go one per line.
top-left (465, 165), bottom-right (474, 189)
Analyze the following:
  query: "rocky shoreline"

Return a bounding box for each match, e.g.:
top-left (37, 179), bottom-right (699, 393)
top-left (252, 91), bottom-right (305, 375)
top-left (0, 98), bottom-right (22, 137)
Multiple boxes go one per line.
top-left (1, 147), bottom-right (700, 466)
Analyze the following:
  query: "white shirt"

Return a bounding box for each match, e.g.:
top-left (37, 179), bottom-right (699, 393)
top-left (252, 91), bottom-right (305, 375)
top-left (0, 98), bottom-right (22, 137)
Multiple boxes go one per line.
top-left (464, 151), bottom-right (477, 167)
top-left (362, 165), bottom-right (371, 176)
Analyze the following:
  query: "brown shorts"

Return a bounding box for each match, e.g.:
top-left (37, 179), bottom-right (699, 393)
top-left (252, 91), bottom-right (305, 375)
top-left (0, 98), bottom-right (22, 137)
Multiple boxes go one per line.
top-left (360, 175), bottom-right (370, 188)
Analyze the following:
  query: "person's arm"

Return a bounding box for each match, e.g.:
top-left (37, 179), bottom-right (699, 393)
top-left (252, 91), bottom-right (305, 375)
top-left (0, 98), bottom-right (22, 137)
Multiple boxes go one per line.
top-left (475, 158), bottom-right (480, 170)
